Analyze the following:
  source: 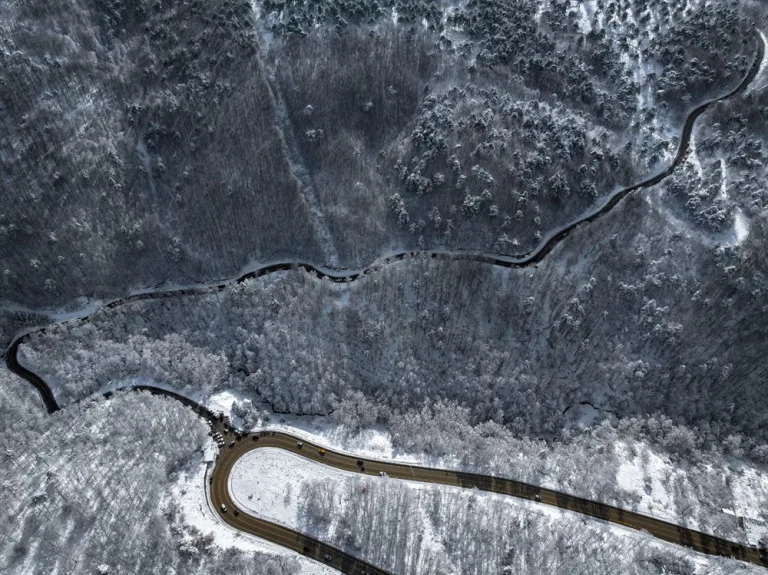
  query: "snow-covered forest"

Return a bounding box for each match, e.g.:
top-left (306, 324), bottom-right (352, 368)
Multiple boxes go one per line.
top-left (298, 474), bottom-right (759, 575)
top-left (0, 0), bottom-right (762, 316)
top-left (0, 0), bottom-right (323, 311)
top-left (227, 446), bottom-right (764, 575)
top-left (21, 169), bottom-right (768, 439)
top-left (19, 157), bottom-right (768, 538)
top-left (0, 367), bottom-right (316, 574)
top-left (267, 0), bottom-right (758, 262)
top-left (4, 0), bottom-right (768, 572)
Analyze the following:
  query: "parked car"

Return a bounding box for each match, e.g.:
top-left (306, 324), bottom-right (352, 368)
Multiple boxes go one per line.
top-left (379, 471), bottom-right (388, 477)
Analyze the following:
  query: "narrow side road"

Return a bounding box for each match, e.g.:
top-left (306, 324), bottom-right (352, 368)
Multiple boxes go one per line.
top-left (4, 30), bottom-right (763, 368)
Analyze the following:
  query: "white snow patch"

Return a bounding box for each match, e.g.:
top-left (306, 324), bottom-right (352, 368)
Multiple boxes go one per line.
top-left (688, 136), bottom-right (703, 178)
top-left (208, 389), bottom-right (252, 417)
top-left (576, 3), bottom-right (592, 34)
top-left (171, 456), bottom-right (336, 575)
top-left (747, 30), bottom-right (768, 94)
top-left (565, 402), bottom-right (601, 429)
top-left (732, 210), bottom-right (750, 245)
top-left (615, 442), bottom-right (680, 524)
top-left (229, 448), bottom-right (343, 525)
top-left (712, 209), bottom-right (750, 247)
top-left (717, 158), bottom-right (728, 200)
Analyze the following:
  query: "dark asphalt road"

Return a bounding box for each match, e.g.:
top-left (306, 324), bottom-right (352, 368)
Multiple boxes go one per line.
top-left (206, 426), bottom-right (768, 572)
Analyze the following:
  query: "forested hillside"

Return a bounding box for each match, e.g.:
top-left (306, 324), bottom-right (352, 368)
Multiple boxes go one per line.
top-left (0, 0), bottom-right (321, 310)
top-left (22, 182), bottom-right (768, 439)
top-left (264, 0), bottom-right (757, 263)
top-left (0, 367), bottom-right (302, 575)
top-left (5, 0), bottom-right (768, 572)
top-left (296, 474), bottom-right (762, 575)
top-left (17, 154), bottom-right (768, 537)
top-left (1, 0), bottom-right (761, 316)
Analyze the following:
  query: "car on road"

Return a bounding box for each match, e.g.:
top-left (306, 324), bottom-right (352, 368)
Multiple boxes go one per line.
top-left (296, 441), bottom-right (303, 448)
top-left (379, 471), bottom-right (388, 477)
top-left (318, 448), bottom-right (326, 456)
top-left (323, 554), bottom-right (333, 562)
top-left (356, 459), bottom-right (364, 466)
top-left (220, 504), bottom-right (227, 513)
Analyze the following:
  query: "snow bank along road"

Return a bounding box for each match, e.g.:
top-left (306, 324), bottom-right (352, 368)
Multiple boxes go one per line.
top-left (2, 31), bottom-right (766, 575)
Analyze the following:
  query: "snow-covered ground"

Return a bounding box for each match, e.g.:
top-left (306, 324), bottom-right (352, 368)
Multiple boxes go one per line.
top-left (171, 455), bottom-right (337, 575)
top-left (229, 448), bottom-right (345, 525)
top-left (615, 439), bottom-right (768, 543)
top-left (211, 390), bottom-right (768, 544)
top-left (616, 442), bottom-right (676, 522)
top-left (746, 29), bottom-right (768, 94)
top-left (732, 469), bottom-right (768, 546)
top-left (227, 445), bottom-right (759, 574)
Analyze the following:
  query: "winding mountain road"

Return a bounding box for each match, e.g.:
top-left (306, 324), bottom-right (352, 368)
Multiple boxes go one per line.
top-left (2, 31), bottom-right (766, 575)
top-left (208, 425), bottom-right (768, 572)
